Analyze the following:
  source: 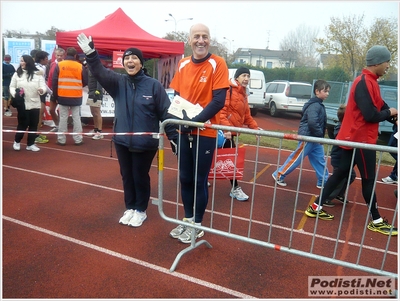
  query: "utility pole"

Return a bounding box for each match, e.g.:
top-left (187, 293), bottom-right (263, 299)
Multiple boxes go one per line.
top-left (266, 30), bottom-right (270, 49)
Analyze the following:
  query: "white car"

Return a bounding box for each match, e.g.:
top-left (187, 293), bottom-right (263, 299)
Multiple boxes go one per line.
top-left (165, 88), bottom-right (174, 102)
top-left (264, 80), bottom-right (312, 117)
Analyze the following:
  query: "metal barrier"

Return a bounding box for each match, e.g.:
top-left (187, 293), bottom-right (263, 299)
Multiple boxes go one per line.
top-left (158, 119), bottom-right (398, 277)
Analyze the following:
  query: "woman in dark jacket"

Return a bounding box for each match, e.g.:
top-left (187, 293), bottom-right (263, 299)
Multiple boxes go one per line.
top-left (77, 33), bottom-right (177, 228)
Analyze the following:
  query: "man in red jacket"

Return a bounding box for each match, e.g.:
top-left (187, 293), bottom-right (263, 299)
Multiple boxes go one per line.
top-left (305, 45), bottom-right (398, 236)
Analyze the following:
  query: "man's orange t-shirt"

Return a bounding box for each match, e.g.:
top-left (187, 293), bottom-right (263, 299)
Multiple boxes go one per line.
top-left (170, 54), bottom-right (229, 138)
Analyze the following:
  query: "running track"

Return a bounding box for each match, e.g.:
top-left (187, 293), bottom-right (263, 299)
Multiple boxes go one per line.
top-left (2, 109), bottom-right (398, 298)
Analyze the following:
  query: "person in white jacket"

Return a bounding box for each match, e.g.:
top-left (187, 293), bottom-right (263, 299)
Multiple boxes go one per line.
top-left (10, 54), bottom-right (47, 152)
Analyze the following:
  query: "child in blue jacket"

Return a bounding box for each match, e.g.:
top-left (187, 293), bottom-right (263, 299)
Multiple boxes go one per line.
top-left (272, 80), bottom-right (331, 188)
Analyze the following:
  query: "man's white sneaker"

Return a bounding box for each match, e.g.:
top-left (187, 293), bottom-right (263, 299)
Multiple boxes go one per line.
top-left (382, 176), bottom-right (397, 184)
top-left (49, 126), bottom-right (58, 132)
top-left (26, 144), bottom-right (40, 152)
top-left (230, 186), bottom-right (249, 201)
top-left (178, 226), bottom-right (204, 243)
top-left (119, 209), bottom-right (135, 225)
top-left (4, 110), bottom-right (12, 117)
top-left (92, 132), bottom-right (104, 140)
top-left (13, 141), bottom-right (20, 151)
top-left (128, 210), bottom-right (147, 227)
top-left (170, 218), bottom-right (191, 238)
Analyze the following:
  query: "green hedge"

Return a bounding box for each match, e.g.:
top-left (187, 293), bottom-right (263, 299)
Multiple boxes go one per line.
top-left (229, 64), bottom-right (352, 84)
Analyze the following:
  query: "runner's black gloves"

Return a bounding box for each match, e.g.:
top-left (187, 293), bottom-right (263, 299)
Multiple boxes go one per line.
top-left (180, 109), bottom-right (197, 133)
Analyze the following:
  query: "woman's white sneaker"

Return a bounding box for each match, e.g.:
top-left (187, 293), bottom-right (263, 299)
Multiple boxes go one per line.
top-left (128, 210), bottom-right (147, 227)
top-left (13, 141), bottom-right (20, 151)
top-left (119, 209), bottom-right (135, 225)
top-left (26, 144), bottom-right (40, 152)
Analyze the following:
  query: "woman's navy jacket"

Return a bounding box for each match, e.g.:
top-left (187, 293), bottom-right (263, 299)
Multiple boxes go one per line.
top-left (86, 52), bottom-right (177, 151)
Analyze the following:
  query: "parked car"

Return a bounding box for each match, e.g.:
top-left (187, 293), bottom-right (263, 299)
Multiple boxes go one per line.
top-left (322, 80), bottom-right (398, 139)
top-left (264, 80), bottom-right (312, 116)
top-left (378, 85), bottom-right (398, 135)
top-left (165, 88), bottom-right (174, 102)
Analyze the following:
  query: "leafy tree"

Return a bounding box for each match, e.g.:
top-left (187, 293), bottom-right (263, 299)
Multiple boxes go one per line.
top-left (315, 14), bottom-right (366, 78)
top-left (315, 14), bottom-right (398, 80)
top-left (45, 26), bottom-right (64, 40)
top-left (366, 17), bottom-right (398, 78)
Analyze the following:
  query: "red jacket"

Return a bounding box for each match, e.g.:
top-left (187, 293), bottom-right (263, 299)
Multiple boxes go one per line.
top-left (46, 61), bottom-right (57, 89)
top-left (219, 78), bottom-right (258, 136)
top-left (337, 68), bottom-right (391, 148)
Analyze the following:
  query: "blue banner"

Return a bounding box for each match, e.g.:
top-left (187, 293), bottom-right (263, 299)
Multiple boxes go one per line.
top-left (41, 40), bottom-right (56, 61)
top-left (4, 38), bottom-right (35, 68)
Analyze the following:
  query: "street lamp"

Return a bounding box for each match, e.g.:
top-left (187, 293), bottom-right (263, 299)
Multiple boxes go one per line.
top-left (287, 49), bottom-right (292, 80)
top-left (223, 37), bottom-right (234, 55)
top-left (165, 13), bottom-right (193, 32)
top-left (248, 50), bottom-right (252, 66)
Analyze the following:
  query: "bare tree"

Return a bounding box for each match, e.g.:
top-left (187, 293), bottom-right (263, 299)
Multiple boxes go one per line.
top-left (163, 31), bottom-right (191, 56)
top-left (2, 27), bottom-right (65, 50)
top-left (280, 23), bottom-right (319, 67)
top-left (3, 29), bottom-right (28, 38)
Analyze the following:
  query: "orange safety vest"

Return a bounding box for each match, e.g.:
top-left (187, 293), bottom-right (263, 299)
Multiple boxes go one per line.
top-left (57, 60), bottom-right (83, 98)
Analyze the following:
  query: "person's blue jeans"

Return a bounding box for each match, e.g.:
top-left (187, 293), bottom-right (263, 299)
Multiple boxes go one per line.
top-left (273, 141), bottom-right (328, 186)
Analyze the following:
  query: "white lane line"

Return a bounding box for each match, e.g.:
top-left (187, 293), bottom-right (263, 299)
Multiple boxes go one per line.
top-left (2, 215), bottom-right (256, 299)
top-left (3, 165), bottom-right (123, 192)
top-left (4, 165), bottom-right (397, 256)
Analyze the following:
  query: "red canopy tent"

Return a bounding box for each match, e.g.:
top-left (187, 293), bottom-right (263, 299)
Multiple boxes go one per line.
top-left (55, 8), bottom-right (184, 58)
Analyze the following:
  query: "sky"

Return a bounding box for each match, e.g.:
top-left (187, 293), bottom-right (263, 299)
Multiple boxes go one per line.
top-left (1, 0), bottom-right (399, 52)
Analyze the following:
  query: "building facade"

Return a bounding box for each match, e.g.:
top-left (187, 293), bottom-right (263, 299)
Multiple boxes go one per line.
top-left (233, 48), bottom-right (296, 69)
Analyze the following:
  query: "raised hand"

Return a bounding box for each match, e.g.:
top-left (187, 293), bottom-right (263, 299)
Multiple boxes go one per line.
top-left (77, 33), bottom-right (95, 55)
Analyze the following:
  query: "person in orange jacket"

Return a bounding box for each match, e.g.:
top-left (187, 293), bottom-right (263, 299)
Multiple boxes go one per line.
top-left (219, 67), bottom-right (261, 201)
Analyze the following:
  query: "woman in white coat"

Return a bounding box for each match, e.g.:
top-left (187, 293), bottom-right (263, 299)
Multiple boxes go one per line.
top-left (10, 55), bottom-right (47, 152)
